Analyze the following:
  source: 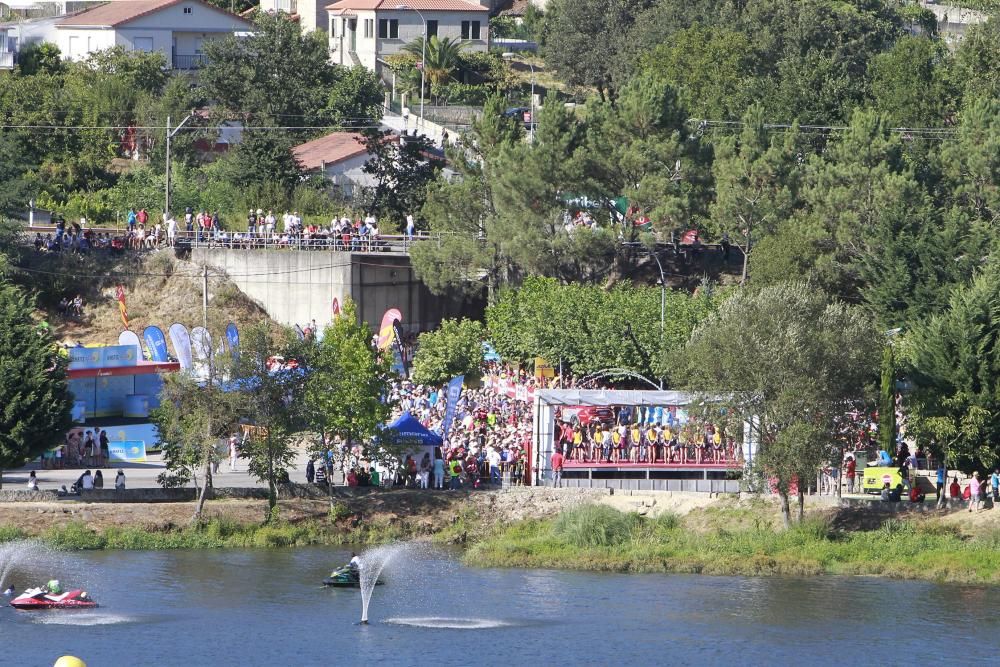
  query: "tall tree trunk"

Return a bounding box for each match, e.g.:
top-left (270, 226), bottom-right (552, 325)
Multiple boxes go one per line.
top-left (797, 487), bottom-right (805, 523)
top-left (266, 433), bottom-right (276, 520)
top-left (779, 490), bottom-right (790, 529)
top-left (193, 459), bottom-right (213, 522)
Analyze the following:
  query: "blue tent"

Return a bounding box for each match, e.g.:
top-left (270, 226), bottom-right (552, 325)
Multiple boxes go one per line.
top-left (386, 412), bottom-right (443, 447)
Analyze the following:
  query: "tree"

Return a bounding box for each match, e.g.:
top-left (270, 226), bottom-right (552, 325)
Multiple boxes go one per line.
top-left (412, 319), bottom-right (486, 385)
top-left (709, 104), bottom-right (803, 283)
top-left (953, 16), bottom-right (1000, 104)
top-left (233, 323), bottom-right (306, 519)
top-left (401, 36), bottom-right (467, 87)
top-left (325, 66), bottom-right (385, 129)
top-left (683, 282), bottom-right (879, 527)
top-left (16, 42), bottom-right (63, 76)
top-left (360, 129), bottom-right (443, 224)
top-left (200, 12), bottom-right (338, 125)
top-left (540, 0), bottom-right (653, 102)
top-left (906, 263), bottom-right (1000, 472)
top-left (79, 46), bottom-right (169, 94)
top-left (640, 24), bottom-right (758, 121)
top-left (0, 135), bottom-right (33, 220)
top-left (877, 343), bottom-right (897, 456)
top-left (411, 94), bottom-right (523, 300)
top-left (153, 369), bottom-right (240, 520)
top-left (869, 36), bottom-right (955, 126)
top-left (0, 283), bottom-right (74, 488)
top-left (303, 300), bottom-right (396, 506)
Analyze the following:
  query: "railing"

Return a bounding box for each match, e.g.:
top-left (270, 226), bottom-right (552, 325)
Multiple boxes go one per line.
top-left (0, 52), bottom-right (14, 69)
top-left (185, 232), bottom-right (433, 254)
top-left (172, 54), bottom-right (206, 70)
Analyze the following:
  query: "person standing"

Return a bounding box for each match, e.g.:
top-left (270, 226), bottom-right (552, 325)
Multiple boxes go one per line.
top-left (936, 461), bottom-right (947, 507)
top-left (228, 434), bottom-right (240, 471)
top-left (969, 472), bottom-right (982, 513)
top-left (992, 468), bottom-right (1000, 503)
top-left (433, 449), bottom-right (445, 489)
top-left (306, 459), bottom-right (315, 484)
top-left (98, 429), bottom-right (109, 468)
top-left (551, 447), bottom-right (564, 488)
top-left (27, 470), bottom-right (38, 491)
top-left (405, 214), bottom-right (415, 239)
top-left (846, 456), bottom-right (857, 494)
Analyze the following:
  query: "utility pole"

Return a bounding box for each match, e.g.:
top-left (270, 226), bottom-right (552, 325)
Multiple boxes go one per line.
top-left (164, 114), bottom-right (193, 220)
top-left (202, 264), bottom-right (209, 329)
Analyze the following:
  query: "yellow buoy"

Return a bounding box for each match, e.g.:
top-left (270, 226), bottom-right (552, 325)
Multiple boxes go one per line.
top-left (53, 657), bottom-right (87, 667)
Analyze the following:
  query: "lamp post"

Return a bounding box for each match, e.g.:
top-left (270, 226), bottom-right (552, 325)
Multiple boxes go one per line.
top-left (164, 114), bottom-right (193, 219)
top-left (502, 52), bottom-right (534, 143)
top-left (397, 4), bottom-right (426, 132)
top-left (651, 251), bottom-right (667, 390)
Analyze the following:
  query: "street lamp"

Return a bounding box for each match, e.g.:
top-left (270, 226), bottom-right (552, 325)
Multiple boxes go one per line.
top-left (502, 52), bottom-right (534, 143)
top-left (164, 113), bottom-right (193, 219)
top-left (651, 251), bottom-right (667, 390)
top-left (396, 4), bottom-right (426, 132)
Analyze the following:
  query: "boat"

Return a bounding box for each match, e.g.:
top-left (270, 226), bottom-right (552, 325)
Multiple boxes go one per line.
top-left (322, 565), bottom-right (384, 588)
top-left (9, 587), bottom-right (98, 610)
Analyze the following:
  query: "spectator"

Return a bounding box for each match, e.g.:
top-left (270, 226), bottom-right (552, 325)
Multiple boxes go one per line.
top-left (969, 472), bottom-right (982, 513)
top-left (115, 470), bottom-right (126, 490)
top-left (551, 447), bottom-right (564, 488)
top-left (936, 462), bottom-right (946, 507)
top-left (846, 456), bottom-right (857, 494)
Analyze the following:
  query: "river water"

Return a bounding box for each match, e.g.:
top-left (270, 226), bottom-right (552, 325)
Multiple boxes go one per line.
top-left (4, 545), bottom-right (999, 665)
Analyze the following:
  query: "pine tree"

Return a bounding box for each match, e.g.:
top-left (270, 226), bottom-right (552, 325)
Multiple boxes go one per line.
top-left (0, 282), bottom-right (73, 487)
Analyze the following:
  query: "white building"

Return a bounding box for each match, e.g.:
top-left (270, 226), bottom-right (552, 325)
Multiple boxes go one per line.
top-left (325, 0), bottom-right (489, 72)
top-left (54, 0), bottom-right (252, 68)
top-left (292, 131), bottom-right (376, 198)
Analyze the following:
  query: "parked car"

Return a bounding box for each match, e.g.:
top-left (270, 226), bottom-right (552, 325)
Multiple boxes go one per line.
top-left (502, 106), bottom-right (532, 128)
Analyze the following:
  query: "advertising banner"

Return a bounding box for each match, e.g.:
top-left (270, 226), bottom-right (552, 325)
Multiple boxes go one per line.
top-left (118, 330), bottom-right (142, 360)
top-left (168, 323), bottom-right (193, 371)
top-left (440, 375), bottom-right (465, 439)
top-left (107, 441), bottom-right (147, 463)
top-left (68, 345), bottom-right (139, 370)
top-left (225, 322), bottom-right (240, 355)
top-left (143, 326), bottom-right (169, 362)
top-left (377, 308), bottom-right (403, 350)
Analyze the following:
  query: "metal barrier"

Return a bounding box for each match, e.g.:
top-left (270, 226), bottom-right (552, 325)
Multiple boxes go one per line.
top-left (185, 232), bottom-right (431, 254)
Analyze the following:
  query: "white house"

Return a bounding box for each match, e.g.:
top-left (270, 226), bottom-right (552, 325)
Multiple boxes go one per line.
top-left (55, 0), bottom-right (252, 68)
top-left (325, 0), bottom-right (489, 72)
top-left (257, 0), bottom-right (330, 34)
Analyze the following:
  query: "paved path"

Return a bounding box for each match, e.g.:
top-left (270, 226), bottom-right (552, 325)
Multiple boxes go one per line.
top-left (4, 446), bottom-right (318, 491)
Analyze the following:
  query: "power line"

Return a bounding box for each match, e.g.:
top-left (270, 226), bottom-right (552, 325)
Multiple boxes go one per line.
top-left (0, 124), bottom-right (386, 131)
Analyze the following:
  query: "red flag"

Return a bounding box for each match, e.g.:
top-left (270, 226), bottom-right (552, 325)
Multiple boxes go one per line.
top-left (115, 284), bottom-right (129, 330)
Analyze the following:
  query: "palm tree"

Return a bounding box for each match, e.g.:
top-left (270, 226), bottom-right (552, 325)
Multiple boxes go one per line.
top-left (401, 35), bottom-right (468, 88)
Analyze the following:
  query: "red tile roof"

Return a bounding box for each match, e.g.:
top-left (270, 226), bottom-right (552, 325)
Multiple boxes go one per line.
top-left (325, 0), bottom-right (487, 11)
top-left (58, 0), bottom-right (249, 28)
top-left (293, 132), bottom-right (370, 171)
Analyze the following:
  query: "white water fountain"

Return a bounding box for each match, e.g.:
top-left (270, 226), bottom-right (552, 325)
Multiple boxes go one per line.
top-left (358, 543), bottom-right (412, 624)
top-left (0, 540), bottom-right (43, 591)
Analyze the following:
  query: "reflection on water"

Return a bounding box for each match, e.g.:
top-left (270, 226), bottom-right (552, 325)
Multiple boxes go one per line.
top-left (6, 546), bottom-right (1000, 666)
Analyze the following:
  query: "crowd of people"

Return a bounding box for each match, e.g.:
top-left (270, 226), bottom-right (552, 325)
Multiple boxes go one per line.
top-left (554, 417), bottom-right (739, 466)
top-left (42, 429), bottom-right (111, 470)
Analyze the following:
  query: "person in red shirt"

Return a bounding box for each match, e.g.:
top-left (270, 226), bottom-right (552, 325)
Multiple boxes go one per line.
top-left (909, 484), bottom-right (925, 503)
top-left (949, 476), bottom-right (961, 505)
top-left (846, 456), bottom-right (857, 494)
top-left (551, 449), bottom-right (565, 488)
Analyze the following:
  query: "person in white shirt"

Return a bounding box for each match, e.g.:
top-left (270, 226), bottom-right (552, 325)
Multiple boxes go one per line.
top-left (405, 214), bottom-right (415, 239)
top-left (80, 470), bottom-right (94, 490)
top-left (166, 216), bottom-right (177, 246)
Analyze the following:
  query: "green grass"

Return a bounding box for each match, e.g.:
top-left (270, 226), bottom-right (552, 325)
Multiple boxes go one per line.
top-left (465, 504), bottom-right (1000, 584)
top-left (0, 515), bottom-right (430, 551)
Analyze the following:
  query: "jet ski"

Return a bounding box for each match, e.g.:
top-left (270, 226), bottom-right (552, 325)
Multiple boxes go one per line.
top-left (322, 565), bottom-right (384, 588)
top-left (9, 587), bottom-right (98, 610)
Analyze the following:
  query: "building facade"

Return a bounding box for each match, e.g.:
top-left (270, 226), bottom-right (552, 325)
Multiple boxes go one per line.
top-left (325, 0), bottom-right (488, 72)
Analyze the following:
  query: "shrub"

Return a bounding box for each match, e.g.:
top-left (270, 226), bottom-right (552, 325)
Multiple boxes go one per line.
top-left (552, 505), bottom-right (641, 548)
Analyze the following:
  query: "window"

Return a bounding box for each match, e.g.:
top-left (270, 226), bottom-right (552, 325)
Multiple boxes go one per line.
top-left (378, 18), bottom-right (398, 39)
top-left (426, 19), bottom-right (438, 38)
top-left (183, 6), bottom-right (192, 13)
top-left (461, 20), bottom-right (481, 40)
top-left (364, 19), bottom-right (374, 38)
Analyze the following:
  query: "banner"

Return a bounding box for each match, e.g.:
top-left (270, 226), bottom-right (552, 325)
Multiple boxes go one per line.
top-left (225, 322), bottom-right (240, 355)
top-left (534, 357), bottom-right (555, 379)
top-left (115, 284), bottom-right (129, 330)
top-left (108, 440), bottom-right (147, 463)
top-left (68, 344), bottom-right (139, 370)
top-left (377, 308), bottom-right (403, 350)
top-left (190, 326), bottom-right (212, 380)
top-left (440, 375), bottom-right (465, 439)
top-left (142, 326), bottom-right (169, 362)
top-left (118, 330), bottom-right (142, 360)
top-left (168, 323), bottom-right (193, 371)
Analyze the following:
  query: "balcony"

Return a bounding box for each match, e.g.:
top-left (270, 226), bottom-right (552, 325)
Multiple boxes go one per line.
top-left (0, 52), bottom-right (14, 70)
top-left (172, 53), bottom-right (206, 70)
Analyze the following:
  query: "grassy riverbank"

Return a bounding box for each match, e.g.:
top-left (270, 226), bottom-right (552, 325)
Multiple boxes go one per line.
top-left (465, 504), bottom-right (1000, 584)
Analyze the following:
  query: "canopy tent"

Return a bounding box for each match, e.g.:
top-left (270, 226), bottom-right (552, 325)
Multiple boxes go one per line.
top-left (386, 412), bottom-right (443, 447)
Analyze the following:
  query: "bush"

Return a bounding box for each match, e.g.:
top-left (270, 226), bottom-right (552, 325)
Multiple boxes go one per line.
top-left (552, 505), bottom-right (641, 548)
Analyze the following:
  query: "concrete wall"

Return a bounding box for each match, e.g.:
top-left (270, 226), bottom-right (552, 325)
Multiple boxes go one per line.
top-left (193, 248), bottom-right (481, 333)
